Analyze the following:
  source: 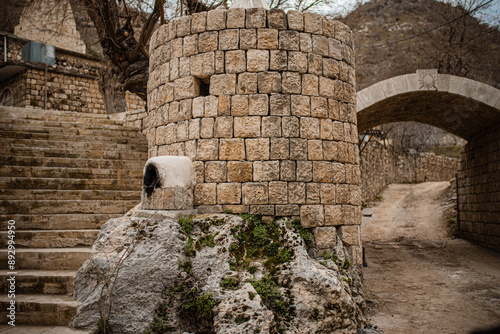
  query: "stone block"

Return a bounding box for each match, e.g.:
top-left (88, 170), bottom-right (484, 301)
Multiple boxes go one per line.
top-left (291, 95), bottom-right (310, 117)
top-left (300, 205), bottom-right (324, 228)
top-left (217, 183), bottom-right (241, 204)
top-left (270, 137), bottom-right (288, 159)
top-left (234, 116), bottom-right (261, 137)
top-left (210, 74), bottom-right (236, 95)
top-left (311, 96), bottom-right (328, 118)
top-left (198, 31), bottom-right (218, 52)
top-left (289, 182), bottom-right (306, 204)
top-left (246, 138), bottom-right (270, 160)
top-left (324, 205), bottom-right (342, 226)
top-left (215, 117), bottom-right (233, 138)
top-left (314, 226), bottom-right (336, 249)
top-left (312, 35), bottom-right (329, 57)
top-left (280, 160), bottom-right (296, 181)
top-left (262, 116), bottom-right (282, 137)
top-left (329, 38), bottom-right (342, 60)
top-left (306, 183), bottom-right (320, 204)
top-left (313, 161), bottom-right (333, 183)
top-left (240, 29), bottom-right (257, 49)
top-left (189, 118), bottom-right (201, 139)
top-left (287, 10), bottom-right (304, 31)
top-left (194, 183), bottom-right (217, 205)
top-left (170, 58), bottom-right (179, 81)
top-left (249, 94), bottom-right (269, 115)
top-left (282, 72), bottom-right (302, 94)
top-left (338, 225), bottom-right (360, 246)
top-left (308, 54), bottom-right (322, 76)
top-left (227, 8), bottom-right (246, 28)
top-left (179, 56), bottom-right (191, 78)
top-left (270, 94), bottom-right (291, 115)
top-left (269, 181), bottom-right (288, 204)
top-left (258, 72), bottom-right (282, 93)
top-left (174, 77), bottom-right (200, 100)
top-left (205, 95), bottom-right (219, 117)
top-left (179, 99), bottom-right (193, 121)
top-left (167, 101), bottom-right (180, 123)
top-left (183, 35), bottom-right (198, 56)
top-left (172, 38), bottom-right (183, 58)
top-left (223, 204), bottom-right (249, 214)
top-left (300, 117), bottom-right (320, 139)
top-left (191, 52), bottom-right (215, 78)
top-left (193, 161), bottom-right (205, 183)
top-left (207, 10), bottom-right (226, 30)
top-left (200, 118), bottom-right (214, 138)
top-left (276, 204), bottom-right (300, 216)
top-left (238, 73), bottom-right (258, 94)
top-left (320, 119), bottom-right (333, 140)
top-left (246, 8), bottom-right (267, 28)
top-left (249, 205), bottom-right (275, 215)
top-left (205, 161), bottom-right (227, 182)
top-left (253, 161), bottom-right (280, 181)
top-left (227, 161), bottom-right (253, 182)
top-left (282, 116), bottom-right (300, 137)
top-left (268, 9), bottom-right (287, 29)
top-left (197, 138), bottom-right (218, 160)
top-left (219, 138), bottom-right (245, 160)
top-left (323, 58), bottom-right (339, 79)
top-left (299, 33), bottom-right (312, 52)
top-left (247, 49), bottom-right (270, 72)
top-left (258, 29), bottom-right (279, 49)
top-left (270, 50), bottom-right (288, 71)
top-left (219, 29), bottom-right (239, 50)
top-left (215, 50), bottom-right (225, 73)
top-left (304, 12), bottom-right (322, 34)
top-left (176, 120), bottom-right (189, 141)
top-left (288, 51), bottom-right (308, 73)
top-left (290, 138), bottom-right (307, 160)
top-left (323, 17), bottom-right (335, 37)
top-left (218, 95), bottom-right (230, 116)
top-left (332, 162), bottom-right (345, 183)
top-left (320, 183), bottom-right (336, 204)
top-left (191, 12), bottom-right (207, 33)
top-left (296, 160), bottom-right (312, 181)
top-left (302, 74), bottom-right (319, 96)
top-left (243, 182), bottom-right (269, 204)
top-left (279, 30), bottom-right (300, 50)
top-left (308, 140), bottom-right (323, 160)
top-left (336, 184), bottom-right (350, 203)
top-left (231, 95), bottom-right (249, 116)
top-left (225, 50), bottom-right (247, 73)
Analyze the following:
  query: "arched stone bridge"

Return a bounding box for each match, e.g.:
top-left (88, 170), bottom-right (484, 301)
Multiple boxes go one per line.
top-left (356, 69), bottom-right (500, 252)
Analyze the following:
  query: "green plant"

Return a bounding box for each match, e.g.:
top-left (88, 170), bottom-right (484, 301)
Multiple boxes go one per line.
top-left (179, 260), bottom-right (193, 275)
top-left (220, 276), bottom-right (240, 289)
top-left (223, 208), bottom-right (233, 214)
top-left (184, 236), bottom-right (196, 257)
top-left (235, 315), bottom-right (250, 324)
top-left (323, 251), bottom-right (331, 260)
top-left (96, 317), bottom-right (111, 334)
top-left (343, 257), bottom-right (352, 270)
top-left (182, 292), bottom-right (218, 317)
top-left (179, 215), bottom-right (194, 234)
top-left (196, 234), bottom-right (216, 250)
top-left (252, 224), bottom-right (268, 246)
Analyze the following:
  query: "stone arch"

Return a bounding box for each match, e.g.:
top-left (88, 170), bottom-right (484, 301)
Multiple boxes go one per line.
top-left (356, 69), bottom-right (500, 140)
top-left (356, 70), bottom-right (500, 252)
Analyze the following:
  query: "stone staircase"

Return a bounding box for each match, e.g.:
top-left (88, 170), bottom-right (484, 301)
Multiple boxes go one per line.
top-left (0, 106), bottom-right (148, 332)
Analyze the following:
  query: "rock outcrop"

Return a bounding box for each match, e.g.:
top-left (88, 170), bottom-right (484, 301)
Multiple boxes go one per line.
top-left (73, 210), bottom-right (365, 333)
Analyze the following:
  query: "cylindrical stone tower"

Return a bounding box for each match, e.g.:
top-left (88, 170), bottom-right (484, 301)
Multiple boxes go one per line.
top-left (147, 8), bottom-right (361, 263)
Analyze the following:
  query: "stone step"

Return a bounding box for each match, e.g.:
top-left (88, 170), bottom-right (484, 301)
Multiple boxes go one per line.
top-left (1, 105), bottom-right (112, 120)
top-left (0, 199), bottom-right (138, 215)
top-left (0, 230), bottom-right (99, 248)
top-left (1, 146), bottom-right (146, 161)
top-left (0, 189), bottom-right (140, 201)
top-left (0, 165), bottom-right (143, 180)
top-left (0, 138), bottom-right (147, 153)
top-left (0, 120), bottom-right (137, 133)
top-left (0, 270), bottom-right (77, 295)
top-left (0, 213), bottom-right (117, 230)
top-left (0, 129), bottom-right (146, 145)
top-left (0, 248), bottom-right (91, 270)
top-left (0, 294), bottom-right (81, 326)
top-left (0, 325), bottom-right (89, 333)
top-left (1, 155), bottom-right (146, 169)
top-left (0, 177), bottom-right (141, 191)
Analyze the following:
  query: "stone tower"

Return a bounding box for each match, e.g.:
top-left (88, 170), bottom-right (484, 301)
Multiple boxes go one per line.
top-left (146, 8), bottom-right (362, 263)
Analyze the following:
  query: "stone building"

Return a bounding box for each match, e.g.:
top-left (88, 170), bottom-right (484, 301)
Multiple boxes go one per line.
top-left (0, 0), bottom-right (144, 113)
top-left (146, 8), bottom-right (363, 263)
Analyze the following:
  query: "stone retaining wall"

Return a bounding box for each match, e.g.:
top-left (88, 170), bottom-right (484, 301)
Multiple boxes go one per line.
top-left (146, 8), bottom-right (362, 262)
top-left (360, 141), bottom-right (459, 203)
top-left (458, 124), bottom-right (500, 252)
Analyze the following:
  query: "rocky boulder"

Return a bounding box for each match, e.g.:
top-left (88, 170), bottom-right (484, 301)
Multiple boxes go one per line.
top-left (73, 210), bottom-right (365, 333)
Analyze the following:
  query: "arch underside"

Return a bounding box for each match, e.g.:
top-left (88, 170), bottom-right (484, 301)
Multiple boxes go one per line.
top-left (357, 91), bottom-right (500, 140)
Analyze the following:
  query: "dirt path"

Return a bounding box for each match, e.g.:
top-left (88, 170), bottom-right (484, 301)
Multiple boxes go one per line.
top-left (362, 182), bottom-right (500, 334)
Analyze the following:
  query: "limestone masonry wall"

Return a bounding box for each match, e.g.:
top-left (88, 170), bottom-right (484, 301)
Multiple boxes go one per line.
top-left (458, 124), bottom-right (500, 252)
top-left (361, 141), bottom-right (459, 203)
top-left (146, 8), bottom-right (362, 261)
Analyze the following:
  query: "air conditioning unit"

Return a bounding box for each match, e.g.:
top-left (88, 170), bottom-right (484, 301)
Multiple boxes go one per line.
top-left (21, 41), bottom-right (55, 66)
